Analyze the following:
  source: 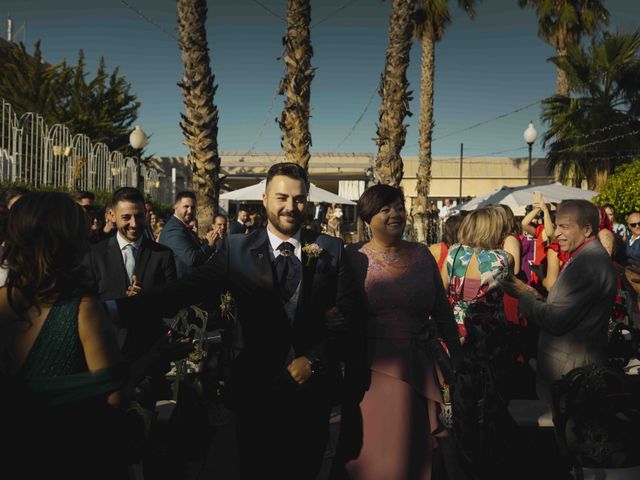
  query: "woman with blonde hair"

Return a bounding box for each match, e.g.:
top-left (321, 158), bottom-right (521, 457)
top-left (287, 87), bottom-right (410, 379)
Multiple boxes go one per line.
top-left (440, 206), bottom-right (516, 476)
top-left (441, 206), bottom-right (512, 340)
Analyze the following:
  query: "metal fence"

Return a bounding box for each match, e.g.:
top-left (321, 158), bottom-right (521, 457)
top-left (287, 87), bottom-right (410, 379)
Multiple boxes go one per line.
top-left (0, 98), bottom-right (161, 197)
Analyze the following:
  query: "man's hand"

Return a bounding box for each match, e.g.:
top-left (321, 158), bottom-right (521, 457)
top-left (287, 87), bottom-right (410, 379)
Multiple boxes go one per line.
top-left (127, 275), bottom-right (143, 297)
top-left (625, 258), bottom-right (640, 285)
top-left (500, 274), bottom-right (541, 299)
top-left (627, 258), bottom-right (640, 276)
top-left (287, 356), bottom-right (312, 385)
top-left (206, 228), bottom-right (220, 248)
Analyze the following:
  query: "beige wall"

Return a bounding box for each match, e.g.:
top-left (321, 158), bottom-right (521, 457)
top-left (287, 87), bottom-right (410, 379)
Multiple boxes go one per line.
top-left (150, 152), bottom-right (553, 202)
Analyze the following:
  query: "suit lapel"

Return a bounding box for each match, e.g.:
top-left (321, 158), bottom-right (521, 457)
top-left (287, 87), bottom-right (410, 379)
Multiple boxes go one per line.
top-left (248, 228), bottom-right (277, 294)
top-left (107, 235), bottom-right (129, 289)
top-left (295, 229), bottom-right (320, 320)
top-left (134, 239), bottom-right (152, 284)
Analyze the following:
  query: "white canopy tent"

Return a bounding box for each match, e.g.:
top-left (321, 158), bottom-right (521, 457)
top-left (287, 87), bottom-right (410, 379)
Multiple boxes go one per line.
top-left (220, 179), bottom-right (356, 205)
top-left (454, 182), bottom-right (597, 216)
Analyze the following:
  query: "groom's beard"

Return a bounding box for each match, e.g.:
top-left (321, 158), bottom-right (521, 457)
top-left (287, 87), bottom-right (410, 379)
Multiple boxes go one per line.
top-left (267, 209), bottom-right (303, 236)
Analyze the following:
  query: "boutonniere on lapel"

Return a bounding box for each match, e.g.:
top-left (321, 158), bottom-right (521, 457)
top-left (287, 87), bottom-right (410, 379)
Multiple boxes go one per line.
top-left (302, 243), bottom-right (323, 266)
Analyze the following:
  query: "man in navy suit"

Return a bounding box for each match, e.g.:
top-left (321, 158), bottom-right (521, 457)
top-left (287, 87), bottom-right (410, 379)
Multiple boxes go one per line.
top-left (84, 187), bottom-right (177, 361)
top-left (111, 163), bottom-right (360, 479)
top-left (159, 191), bottom-right (221, 278)
top-left (229, 205), bottom-right (249, 235)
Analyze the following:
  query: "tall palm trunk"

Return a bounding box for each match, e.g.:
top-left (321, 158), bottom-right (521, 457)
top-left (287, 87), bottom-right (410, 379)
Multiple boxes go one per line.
top-left (177, 0), bottom-right (220, 234)
top-left (554, 28), bottom-right (570, 96)
top-left (555, 46), bottom-right (570, 96)
top-left (374, 0), bottom-right (416, 187)
top-left (278, 0), bottom-right (314, 171)
top-left (416, 21), bottom-right (436, 204)
top-left (414, 22), bottom-right (436, 243)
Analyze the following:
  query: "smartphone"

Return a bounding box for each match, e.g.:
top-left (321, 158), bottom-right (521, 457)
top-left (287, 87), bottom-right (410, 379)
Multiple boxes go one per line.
top-left (532, 191), bottom-right (542, 205)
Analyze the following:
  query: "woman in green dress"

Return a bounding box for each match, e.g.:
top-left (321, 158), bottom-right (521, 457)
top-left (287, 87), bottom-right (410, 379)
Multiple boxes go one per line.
top-left (0, 192), bottom-right (126, 479)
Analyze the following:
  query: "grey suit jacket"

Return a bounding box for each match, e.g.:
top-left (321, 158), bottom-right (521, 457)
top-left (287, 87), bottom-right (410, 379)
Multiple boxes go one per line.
top-left (519, 239), bottom-right (616, 404)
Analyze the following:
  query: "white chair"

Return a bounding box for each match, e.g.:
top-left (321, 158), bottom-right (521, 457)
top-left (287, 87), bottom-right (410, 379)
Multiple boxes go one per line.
top-left (574, 465), bottom-right (640, 480)
top-left (507, 398), bottom-right (554, 428)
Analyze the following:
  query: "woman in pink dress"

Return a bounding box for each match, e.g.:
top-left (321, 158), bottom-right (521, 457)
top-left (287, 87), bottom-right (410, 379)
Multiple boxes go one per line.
top-left (333, 185), bottom-right (462, 480)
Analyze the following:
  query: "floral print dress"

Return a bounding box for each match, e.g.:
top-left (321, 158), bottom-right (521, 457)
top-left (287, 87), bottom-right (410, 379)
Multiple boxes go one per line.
top-left (445, 244), bottom-right (509, 339)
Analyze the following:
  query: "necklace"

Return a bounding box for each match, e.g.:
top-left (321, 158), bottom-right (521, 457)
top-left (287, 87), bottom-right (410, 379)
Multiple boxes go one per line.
top-left (364, 242), bottom-right (411, 270)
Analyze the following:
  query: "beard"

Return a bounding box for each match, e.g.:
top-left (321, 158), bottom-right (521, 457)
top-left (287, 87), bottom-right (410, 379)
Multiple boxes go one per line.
top-left (267, 208), bottom-right (303, 236)
top-left (119, 226), bottom-right (141, 242)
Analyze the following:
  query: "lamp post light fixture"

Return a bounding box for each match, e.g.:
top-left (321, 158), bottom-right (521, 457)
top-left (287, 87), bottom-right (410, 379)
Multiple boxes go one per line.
top-left (524, 121), bottom-right (538, 185)
top-left (129, 125), bottom-right (148, 190)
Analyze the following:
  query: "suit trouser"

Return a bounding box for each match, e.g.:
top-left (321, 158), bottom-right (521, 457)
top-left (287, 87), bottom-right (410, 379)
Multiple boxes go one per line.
top-left (234, 383), bottom-right (332, 480)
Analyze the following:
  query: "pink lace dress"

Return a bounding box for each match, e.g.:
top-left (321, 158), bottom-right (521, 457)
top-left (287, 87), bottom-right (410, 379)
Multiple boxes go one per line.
top-left (342, 242), bottom-right (460, 480)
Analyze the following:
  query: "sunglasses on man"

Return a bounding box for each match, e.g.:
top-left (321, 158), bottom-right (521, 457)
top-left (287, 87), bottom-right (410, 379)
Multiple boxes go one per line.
top-left (629, 222), bottom-right (640, 228)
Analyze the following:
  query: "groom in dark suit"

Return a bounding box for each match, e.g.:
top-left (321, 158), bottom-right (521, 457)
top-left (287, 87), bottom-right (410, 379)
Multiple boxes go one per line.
top-left (110, 163), bottom-right (359, 479)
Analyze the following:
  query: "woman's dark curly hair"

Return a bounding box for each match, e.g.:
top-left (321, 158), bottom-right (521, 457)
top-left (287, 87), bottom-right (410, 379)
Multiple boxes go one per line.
top-left (3, 192), bottom-right (90, 318)
top-left (0, 186), bottom-right (30, 244)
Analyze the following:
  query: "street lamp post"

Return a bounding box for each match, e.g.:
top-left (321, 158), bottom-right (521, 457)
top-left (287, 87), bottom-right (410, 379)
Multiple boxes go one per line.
top-left (129, 125), bottom-right (148, 191)
top-left (524, 121), bottom-right (538, 185)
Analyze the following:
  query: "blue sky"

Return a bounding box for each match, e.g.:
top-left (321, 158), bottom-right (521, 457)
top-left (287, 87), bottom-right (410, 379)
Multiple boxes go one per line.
top-left (3, 0), bottom-right (638, 159)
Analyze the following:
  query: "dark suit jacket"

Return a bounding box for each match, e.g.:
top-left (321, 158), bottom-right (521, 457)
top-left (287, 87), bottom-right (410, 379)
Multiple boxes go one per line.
top-left (84, 235), bottom-right (177, 359)
top-left (313, 204), bottom-right (327, 222)
top-left (229, 220), bottom-right (248, 235)
top-left (519, 239), bottom-right (616, 404)
top-left (159, 215), bottom-right (213, 278)
top-left (116, 227), bottom-right (359, 399)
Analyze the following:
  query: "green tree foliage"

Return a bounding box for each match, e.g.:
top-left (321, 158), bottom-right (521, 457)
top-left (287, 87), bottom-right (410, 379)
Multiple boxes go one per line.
top-left (0, 40), bottom-right (71, 124)
top-left (541, 31), bottom-right (640, 190)
top-left (0, 42), bottom-right (140, 155)
top-left (518, 0), bottom-right (609, 96)
top-left (594, 159), bottom-right (640, 219)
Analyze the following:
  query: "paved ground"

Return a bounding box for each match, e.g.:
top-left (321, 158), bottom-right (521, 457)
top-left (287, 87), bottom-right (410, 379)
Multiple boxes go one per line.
top-left (185, 409), bottom-right (342, 480)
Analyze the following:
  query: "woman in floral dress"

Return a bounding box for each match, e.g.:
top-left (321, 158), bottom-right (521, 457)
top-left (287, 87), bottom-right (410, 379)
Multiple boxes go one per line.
top-left (439, 206), bottom-right (516, 476)
top-left (441, 207), bottom-right (512, 340)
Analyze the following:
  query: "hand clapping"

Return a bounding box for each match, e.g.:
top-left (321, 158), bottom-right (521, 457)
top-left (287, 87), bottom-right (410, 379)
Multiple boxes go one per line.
top-left (127, 275), bottom-right (142, 296)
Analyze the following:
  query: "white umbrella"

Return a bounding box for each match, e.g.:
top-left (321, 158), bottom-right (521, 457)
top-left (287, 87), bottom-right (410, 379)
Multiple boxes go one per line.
top-left (455, 182), bottom-right (597, 216)
top-left (220, 179), bottom-right (356, 205)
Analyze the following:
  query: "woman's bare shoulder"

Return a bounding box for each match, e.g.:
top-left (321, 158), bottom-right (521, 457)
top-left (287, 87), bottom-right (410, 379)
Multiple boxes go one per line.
top-left (0, 286), bottom-right (19, 321)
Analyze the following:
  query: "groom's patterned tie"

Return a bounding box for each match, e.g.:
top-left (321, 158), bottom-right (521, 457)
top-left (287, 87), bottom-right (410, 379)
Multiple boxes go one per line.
top-left (274, 241), bottom-right (302, 303)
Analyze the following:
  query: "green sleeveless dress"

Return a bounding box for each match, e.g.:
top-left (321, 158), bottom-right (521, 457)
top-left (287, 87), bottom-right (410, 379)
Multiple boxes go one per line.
top-left (22, 295), bottom-right (119, 406)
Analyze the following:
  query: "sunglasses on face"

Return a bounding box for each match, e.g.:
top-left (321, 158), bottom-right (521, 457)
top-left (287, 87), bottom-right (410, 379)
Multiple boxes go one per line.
top-left (629, 222), bottom-right (640, 228)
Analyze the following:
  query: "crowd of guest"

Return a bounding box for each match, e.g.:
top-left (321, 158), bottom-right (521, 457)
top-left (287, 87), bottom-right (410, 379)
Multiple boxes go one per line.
top-left (2, 172), bottom-right (640, 480)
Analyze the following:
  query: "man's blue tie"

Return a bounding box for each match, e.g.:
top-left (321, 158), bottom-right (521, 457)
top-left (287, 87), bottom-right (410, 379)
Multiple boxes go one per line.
top-left (124, 244), bottom-right (136, 285)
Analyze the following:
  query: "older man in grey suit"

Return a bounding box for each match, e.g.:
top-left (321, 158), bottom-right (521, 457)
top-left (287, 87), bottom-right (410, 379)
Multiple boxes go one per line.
top-left (502, 199), bottom-right (616, 405)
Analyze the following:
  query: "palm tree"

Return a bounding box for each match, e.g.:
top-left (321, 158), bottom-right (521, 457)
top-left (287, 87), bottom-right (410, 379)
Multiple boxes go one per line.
top-left (519, 0), bottom-right (609, 96)
top-left (278, 0), bottom-right (314, 171)
top-left (413, 1), bottom-right (476, 206)
top-left (177, 0), bottom-right (221, 233)
top-left (542, 31), bottom-right (640, 191)
top-left (375, 0), bottom-right (417, 187)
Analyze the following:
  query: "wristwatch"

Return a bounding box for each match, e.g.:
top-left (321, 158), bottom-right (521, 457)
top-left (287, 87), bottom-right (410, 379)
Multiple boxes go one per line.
top-left (307, 356), bottom-right (325, 376)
